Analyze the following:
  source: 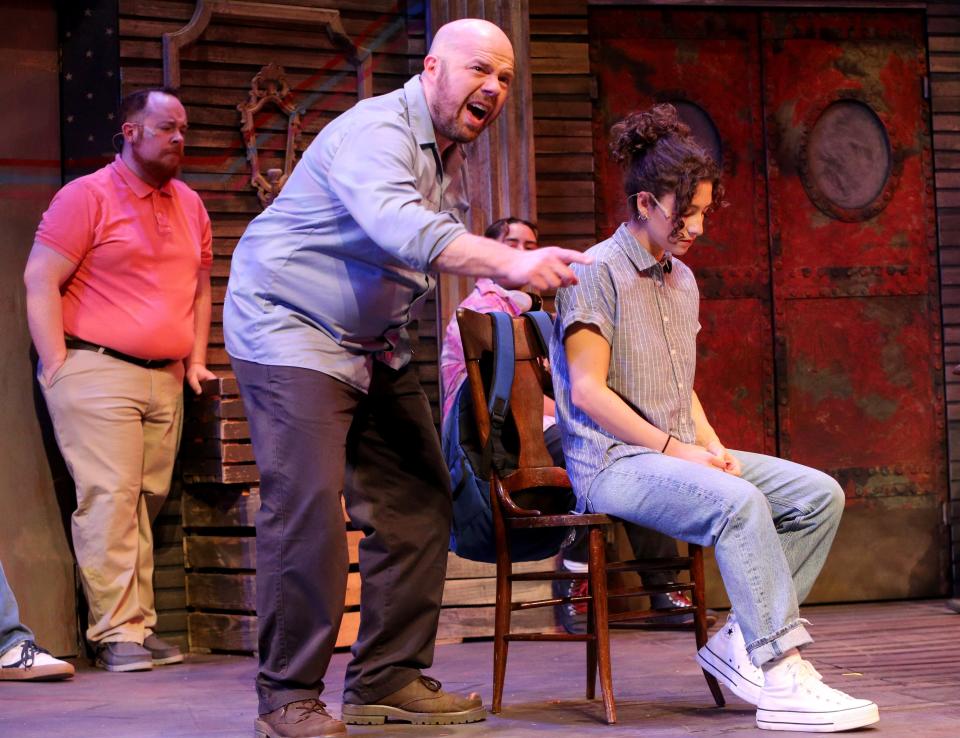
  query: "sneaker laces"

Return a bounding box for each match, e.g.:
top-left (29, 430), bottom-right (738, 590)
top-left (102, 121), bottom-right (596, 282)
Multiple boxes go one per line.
top-left (792, 660), bottom-right (856, 704)
top-left (12, 641), bottom-right (47, 669)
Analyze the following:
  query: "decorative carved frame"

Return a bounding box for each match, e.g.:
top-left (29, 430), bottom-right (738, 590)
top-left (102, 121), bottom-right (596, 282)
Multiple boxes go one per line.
top-left (162, 1), bottom-right (371, 96)
top-left (238, 63), bottom-right (302, 209)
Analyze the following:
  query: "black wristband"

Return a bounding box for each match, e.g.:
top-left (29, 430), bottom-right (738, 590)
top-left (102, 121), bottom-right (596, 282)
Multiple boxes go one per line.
top-left (661, 434), bottom-right (674, 453)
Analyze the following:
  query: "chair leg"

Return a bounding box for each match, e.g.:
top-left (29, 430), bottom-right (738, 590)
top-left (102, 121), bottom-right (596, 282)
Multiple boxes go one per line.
top-left (690, 543), bottom-right (725, 707)
top-left (492, 541), bottom-right (513, 713)
top-left (586, 583), bottom-right (597, 700)
top-left (588, 526), bottom-right (616, 724)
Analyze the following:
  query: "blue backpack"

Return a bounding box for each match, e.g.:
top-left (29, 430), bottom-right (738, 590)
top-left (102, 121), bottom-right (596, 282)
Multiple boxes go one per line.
top-left (442, 310), bottom-right (574, 563)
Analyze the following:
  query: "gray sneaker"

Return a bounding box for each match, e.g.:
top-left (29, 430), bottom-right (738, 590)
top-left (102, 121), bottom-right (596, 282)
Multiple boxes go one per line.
top-left (143, 634), bottom-right (183, 666)
top-left (94, 641), bottom-right (153, 672)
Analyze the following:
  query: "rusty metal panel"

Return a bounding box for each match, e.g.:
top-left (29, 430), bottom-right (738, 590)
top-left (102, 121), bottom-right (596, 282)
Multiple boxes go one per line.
top-left (764, 11), bottom-right (947, 594)
top-left (590, 8), bottom-right (775, 452)
top-left (776, 296), bottom-right (942, 495)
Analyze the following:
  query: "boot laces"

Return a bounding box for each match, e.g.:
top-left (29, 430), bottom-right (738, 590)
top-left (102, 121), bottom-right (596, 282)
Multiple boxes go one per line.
top-left (288, 699), bottom-right (331, 722)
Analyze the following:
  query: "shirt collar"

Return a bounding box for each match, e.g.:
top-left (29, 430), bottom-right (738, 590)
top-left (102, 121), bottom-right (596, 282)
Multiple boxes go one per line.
top-left (404, 75), bottom-right (439, 149)
top-left (111, 154), bottom-right (175, 198)
top-left (613, 222), bottom-right (671, 275)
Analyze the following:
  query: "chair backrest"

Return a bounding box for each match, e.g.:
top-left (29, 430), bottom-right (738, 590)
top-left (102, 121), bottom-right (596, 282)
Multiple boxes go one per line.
top-left (457, 308), bottom-right (571, 516)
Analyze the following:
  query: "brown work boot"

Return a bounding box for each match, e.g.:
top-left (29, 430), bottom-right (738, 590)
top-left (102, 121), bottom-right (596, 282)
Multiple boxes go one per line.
top-left (341, 675), bottom-right (486, 725)
top-left (254, 699), bottom-right (346, 738)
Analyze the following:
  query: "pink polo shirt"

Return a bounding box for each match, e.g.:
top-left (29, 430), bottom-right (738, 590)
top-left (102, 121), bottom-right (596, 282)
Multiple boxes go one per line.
top-left (35, 156), bottom-right (212, 360)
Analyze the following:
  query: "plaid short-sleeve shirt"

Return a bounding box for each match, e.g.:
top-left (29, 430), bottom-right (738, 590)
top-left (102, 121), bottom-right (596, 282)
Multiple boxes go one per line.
top-left (549, 223), bottom-right (701, 506)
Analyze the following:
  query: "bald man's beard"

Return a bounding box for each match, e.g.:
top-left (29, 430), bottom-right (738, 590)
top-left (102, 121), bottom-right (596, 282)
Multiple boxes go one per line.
top-left (429, 63), bottom-right (486, 144)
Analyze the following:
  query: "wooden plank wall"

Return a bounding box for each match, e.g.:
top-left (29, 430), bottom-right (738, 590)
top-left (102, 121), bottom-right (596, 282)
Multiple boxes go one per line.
top-left (530, 0), bottom-right (597, 251)
top-left (929, 0), bottom-right (960, 596)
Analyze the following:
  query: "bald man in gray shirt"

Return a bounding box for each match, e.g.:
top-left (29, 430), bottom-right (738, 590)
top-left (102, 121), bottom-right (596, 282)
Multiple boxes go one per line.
top-left (225, 19), bottom-right (590, 738)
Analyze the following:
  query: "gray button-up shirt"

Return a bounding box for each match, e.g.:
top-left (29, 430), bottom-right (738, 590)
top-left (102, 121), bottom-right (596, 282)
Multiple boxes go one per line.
top-left (549, 223), bottom-right (701, 508)
top-left (224, 75), bottom-right (469, 392)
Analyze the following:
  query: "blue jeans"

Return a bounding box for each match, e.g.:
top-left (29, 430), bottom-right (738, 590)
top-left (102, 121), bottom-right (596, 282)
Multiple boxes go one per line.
top-left (586, 450), bottom-right (844, 666)
top-left (0, 560), bottom-right (33, 655)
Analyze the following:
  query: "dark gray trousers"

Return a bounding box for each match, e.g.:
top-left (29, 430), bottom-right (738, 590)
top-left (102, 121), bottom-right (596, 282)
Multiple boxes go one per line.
top-left (232, 358), bottom-right (452, 714)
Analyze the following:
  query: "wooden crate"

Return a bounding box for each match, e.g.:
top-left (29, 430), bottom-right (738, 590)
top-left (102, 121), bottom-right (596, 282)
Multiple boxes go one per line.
top-left (181, 376), bottom-right (258, 485)
top-left (183, 485), bottom-right (361, 652)
top-left (439, 554), bottom-right (559, 642)
top-left (183, 481), bottom-right (560, 651)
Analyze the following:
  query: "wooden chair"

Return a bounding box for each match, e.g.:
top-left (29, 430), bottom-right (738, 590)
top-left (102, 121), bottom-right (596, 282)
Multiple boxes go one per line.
top-left (456, 307), bottom-right (724, 724)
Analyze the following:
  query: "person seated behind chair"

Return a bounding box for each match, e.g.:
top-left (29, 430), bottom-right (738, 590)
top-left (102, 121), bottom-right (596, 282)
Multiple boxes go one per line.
top-left (0, 559), bottom-right (74, 681)
top-left (549, 103), bottom-right (878, 732)
top-left (439, 217), bottom-right (702, 634)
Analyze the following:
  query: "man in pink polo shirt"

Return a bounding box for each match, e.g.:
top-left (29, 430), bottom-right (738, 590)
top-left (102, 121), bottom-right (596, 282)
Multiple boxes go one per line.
top-left (22, 88), bottom-right (214, 672)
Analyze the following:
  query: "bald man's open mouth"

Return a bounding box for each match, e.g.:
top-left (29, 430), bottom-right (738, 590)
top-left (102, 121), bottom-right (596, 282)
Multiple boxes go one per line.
top-left (465, 100), bottom-right (490, 126)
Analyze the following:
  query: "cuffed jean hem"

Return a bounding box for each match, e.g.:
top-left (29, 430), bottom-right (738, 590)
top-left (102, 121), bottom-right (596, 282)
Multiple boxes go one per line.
top-left (0, 632), bottom-right (32, 657)
top-left (258, 687), bottom-right (321, 716)
top-left (747, 618), bottom-right (813, 667)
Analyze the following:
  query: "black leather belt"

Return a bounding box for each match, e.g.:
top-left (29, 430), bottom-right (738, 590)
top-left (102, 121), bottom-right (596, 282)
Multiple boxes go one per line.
top-left (64, 338), bottom-right (176, 369)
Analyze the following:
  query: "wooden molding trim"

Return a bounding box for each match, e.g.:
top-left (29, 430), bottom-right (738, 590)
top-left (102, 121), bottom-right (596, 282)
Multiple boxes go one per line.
top-left (162, 0), bottom-right (372, 98)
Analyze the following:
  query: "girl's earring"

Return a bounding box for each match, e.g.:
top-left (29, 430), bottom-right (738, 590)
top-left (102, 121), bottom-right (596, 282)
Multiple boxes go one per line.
top-left (638, 211), bottom-right (648, 222)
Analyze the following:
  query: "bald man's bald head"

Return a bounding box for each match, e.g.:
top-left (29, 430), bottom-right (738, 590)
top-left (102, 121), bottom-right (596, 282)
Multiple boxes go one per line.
top-left (428, 18), bottom-right (513, 60)
top-left (421, 19), bottom-right (515, 150)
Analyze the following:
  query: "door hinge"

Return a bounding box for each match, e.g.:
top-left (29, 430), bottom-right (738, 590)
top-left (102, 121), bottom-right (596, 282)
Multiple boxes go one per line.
top-left (923, 75), bottom-right (930, 101)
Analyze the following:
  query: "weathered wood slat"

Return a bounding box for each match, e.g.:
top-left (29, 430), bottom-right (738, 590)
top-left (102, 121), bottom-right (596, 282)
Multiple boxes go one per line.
top-left (532, 100), bottom-right (593, 119)
top-left (441, 578), bottom-right (552, 607)
top-left (436, 605), bottom-right (558, 642)
top-left (536, 154), bottom-right (595, 174)
top-left (186, 571), bottom-right (362, 611)
top-left (121, 18), bottom-right (421, 57)
top-left (183, 439), bottom-right (256, 463)
top-left (121, 39), bottom-right (412, 75)
top-left (538, 195), bottom-right (595, 213)
top-left (530, 18), bottom-right (588, 35)
top-left (530, 0), bottom-right (587, 18)
top-left (155, 566), bottom-right (186, 590)
top-left (189, 610), bottom-right (360, 651)
top-left (156, 589), bottom-right (187, 611)
top-left (156, 610), bottom-right (187, 634)
top-left (183, 418), bottom-right (249, 441)
top-left (185, 530), bottom-right (363, 569)
top-left (534, 119), bottom-right (592, 137)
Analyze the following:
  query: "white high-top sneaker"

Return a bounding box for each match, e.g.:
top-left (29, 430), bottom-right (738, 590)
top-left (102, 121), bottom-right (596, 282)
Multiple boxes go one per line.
top-left (756, 657), bottom-right (879, 732)
top-left (695, 614), bottom-right (764, 705)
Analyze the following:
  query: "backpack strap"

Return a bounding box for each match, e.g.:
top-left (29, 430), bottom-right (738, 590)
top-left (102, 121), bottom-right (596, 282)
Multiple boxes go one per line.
top-left (523, 309), bottom-right (555, 400)
top-left (523, 310), bottom-right (553, 357)
top-left (479, 311), bottom-right (514, 477)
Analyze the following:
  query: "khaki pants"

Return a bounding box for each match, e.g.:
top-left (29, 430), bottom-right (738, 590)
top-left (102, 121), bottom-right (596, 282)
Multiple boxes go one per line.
top-left (40, 348), bottom-right (184, 645)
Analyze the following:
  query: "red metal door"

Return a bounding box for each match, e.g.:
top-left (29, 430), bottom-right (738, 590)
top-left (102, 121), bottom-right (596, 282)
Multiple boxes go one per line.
top-left (590, 8), bottom-right (947, 599)
top-left (590, 8), bottom-right (775, 454)
top-left (764, 11), bottom-right (947, 597)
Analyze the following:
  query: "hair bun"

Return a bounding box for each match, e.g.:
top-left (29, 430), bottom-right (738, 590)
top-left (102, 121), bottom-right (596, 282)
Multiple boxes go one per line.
top-left (609, 103), bottom-right (690, 165)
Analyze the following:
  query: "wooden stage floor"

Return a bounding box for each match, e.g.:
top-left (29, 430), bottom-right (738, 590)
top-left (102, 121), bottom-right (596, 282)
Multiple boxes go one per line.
top-left (1, 599), bottom-right (958, 737)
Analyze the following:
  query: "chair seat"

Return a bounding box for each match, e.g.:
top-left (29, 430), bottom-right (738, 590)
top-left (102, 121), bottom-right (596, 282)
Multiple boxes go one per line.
top-left (506, 512), bottom-right (612, 528)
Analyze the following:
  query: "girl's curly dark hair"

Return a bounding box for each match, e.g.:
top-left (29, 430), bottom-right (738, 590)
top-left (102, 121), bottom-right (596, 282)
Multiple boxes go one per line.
top-left (609, 103), bottom-right (724, 240)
